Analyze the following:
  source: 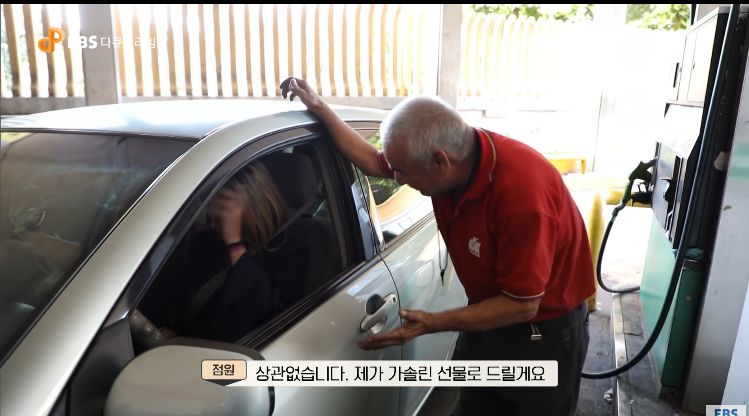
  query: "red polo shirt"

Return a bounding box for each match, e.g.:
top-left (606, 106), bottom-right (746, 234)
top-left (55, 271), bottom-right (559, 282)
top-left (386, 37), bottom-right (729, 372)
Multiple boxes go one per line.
top-left (377, 128), bottom-right (594, 322)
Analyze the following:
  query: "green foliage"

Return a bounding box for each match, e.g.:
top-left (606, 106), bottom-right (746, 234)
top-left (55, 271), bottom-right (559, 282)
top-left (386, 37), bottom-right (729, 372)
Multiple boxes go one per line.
top-left (627, 4), bottom-right (690, 31)
top-left (469, 4), bottom-right (594, 23)
top-left (470, 4), bottom-right (690, 30)
top-left (626, 4), bottom-right (654, 22)
top-left (471, 4), bottom-right (544, 19)
top-left (553, 4), bottom-right (594, 22)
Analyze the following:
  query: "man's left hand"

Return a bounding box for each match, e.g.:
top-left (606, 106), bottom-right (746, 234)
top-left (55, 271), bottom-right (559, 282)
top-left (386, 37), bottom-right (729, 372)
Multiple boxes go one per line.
top-left (357, 309), bottom-right (435, 350)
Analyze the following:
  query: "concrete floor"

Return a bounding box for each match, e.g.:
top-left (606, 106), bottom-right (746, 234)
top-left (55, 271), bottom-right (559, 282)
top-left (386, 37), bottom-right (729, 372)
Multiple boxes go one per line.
top-left (417, 196), bottom-right (657, 416)
top-left (617, 291), bottom-right (682, 416)
top-left (579, 202), bottom-right (653, 416)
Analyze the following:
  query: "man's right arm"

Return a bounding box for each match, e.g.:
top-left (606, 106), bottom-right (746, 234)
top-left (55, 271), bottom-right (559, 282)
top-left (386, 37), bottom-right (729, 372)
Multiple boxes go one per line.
top-left (280, 77), bottom-right (387, 178)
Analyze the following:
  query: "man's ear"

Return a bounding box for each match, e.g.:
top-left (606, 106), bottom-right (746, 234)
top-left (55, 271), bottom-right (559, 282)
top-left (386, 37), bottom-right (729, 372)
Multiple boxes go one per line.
top-left (432, 149), bottom-right (451, 173)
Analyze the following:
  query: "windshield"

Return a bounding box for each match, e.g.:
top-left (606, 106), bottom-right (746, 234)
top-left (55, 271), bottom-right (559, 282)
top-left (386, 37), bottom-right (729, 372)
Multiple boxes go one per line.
top-left (0, 131), bottom-right (193, 363)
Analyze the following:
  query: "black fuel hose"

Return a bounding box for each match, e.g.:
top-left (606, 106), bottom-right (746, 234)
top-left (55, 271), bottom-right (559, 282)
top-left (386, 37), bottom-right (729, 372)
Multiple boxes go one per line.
top-left (596, 159), bottom-right (656, 294)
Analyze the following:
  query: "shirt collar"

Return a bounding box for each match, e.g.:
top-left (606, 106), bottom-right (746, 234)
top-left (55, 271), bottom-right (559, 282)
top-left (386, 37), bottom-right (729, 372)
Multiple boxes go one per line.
top-left (462, 128), bottom-right (497, 201)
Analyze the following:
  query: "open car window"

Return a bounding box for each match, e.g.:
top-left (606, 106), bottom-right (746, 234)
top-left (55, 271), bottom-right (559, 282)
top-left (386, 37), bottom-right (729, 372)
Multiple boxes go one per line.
top-left (134, 140), bottom-right (356, 349)
top-left (0, 131), bottom-right (193, 363)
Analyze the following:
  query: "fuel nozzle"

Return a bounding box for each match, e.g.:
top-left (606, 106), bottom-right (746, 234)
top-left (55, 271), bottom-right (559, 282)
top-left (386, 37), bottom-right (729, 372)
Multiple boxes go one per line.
top-left (615, 158), bottom-right (656, 215)
top-left (629, 158), bottom-right (656, 184)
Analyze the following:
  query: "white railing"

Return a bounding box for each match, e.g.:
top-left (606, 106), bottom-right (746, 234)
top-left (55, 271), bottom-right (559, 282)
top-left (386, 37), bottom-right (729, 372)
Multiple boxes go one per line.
top-left (1, 1), bottom-right (680, 164)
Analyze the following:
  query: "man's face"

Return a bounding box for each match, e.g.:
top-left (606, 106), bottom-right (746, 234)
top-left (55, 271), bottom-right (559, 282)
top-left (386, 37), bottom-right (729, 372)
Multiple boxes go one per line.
top-left (383, 140), bottom-right (447, 197)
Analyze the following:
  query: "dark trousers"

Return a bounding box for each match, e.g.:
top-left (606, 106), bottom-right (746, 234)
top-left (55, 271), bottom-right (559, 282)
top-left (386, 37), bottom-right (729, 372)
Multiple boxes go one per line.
top-left (452, 303), bottom-right (589, 416)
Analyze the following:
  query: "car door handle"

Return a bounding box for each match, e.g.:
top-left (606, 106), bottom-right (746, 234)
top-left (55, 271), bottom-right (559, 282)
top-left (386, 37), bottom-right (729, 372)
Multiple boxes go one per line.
top-left (360, 293), bottom-right (398, 333)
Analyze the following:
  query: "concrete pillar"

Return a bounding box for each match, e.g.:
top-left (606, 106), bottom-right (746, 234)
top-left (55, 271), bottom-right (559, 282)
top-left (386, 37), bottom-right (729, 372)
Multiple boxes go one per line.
top-left (437, 4), bottom-right (461, 109)
top-left (79, 4), bottom-right (120, 105)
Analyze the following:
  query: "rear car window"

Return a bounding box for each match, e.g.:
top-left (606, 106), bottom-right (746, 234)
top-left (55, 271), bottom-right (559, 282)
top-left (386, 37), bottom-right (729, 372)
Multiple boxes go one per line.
top-left (0, 131), bottom-right (193, 363)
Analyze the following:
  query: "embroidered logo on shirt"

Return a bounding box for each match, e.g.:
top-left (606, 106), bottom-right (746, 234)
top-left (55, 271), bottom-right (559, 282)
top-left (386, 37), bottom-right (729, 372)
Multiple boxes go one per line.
top-left (468, 237), bottom-right (481, 258)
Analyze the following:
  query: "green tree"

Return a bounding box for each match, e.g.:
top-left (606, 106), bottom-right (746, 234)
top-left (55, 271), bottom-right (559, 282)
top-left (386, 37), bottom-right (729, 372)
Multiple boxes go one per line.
top-left (629, 4), bottom-right (690, 30)
top-left (553, 4), bottom-right (594, 22)
top-left (469, 4), bottom-right (594, 23)
top-left (470, 4), bottom-right (690, 30)
top-left (471, 4), bottom-right (544, 19)
top-left (626, 4), bottom-right (654, 22)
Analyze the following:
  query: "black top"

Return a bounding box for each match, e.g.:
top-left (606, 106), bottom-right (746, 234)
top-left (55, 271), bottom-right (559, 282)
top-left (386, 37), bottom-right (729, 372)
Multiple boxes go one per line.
top-left (141, 229), bottom-right (277, 343)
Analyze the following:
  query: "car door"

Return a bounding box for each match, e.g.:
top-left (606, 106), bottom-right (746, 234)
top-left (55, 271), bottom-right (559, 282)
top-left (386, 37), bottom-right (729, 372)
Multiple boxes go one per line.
top-left (355, 129), bottom-right (468, 416)
top-left (250, 134), bottom-right (402, 416)
top-left (125, 130), bottom-right (402, 416)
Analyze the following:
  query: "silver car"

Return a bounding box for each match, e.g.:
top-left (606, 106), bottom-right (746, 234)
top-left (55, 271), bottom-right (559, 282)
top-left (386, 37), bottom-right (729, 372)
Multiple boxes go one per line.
top-left (0, 100), bottom-right (466, 416)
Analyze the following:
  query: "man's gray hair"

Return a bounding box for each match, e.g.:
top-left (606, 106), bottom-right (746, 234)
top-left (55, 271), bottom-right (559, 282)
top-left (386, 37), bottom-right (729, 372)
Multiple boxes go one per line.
top-left (380, 96), bottom-right (475, 169)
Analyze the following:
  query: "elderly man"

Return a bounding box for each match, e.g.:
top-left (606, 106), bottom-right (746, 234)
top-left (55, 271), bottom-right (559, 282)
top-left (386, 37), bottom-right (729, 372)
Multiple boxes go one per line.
top-left (280, 77), bottom-right (594, 416)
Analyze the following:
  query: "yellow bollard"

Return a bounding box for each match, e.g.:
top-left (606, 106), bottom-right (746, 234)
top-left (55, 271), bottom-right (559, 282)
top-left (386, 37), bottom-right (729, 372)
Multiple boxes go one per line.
top-left (586, 192), bottom-right (605, 312)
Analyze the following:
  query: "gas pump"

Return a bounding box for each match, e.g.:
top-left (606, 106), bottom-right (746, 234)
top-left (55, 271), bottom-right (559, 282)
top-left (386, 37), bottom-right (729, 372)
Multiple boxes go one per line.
top-left (642, 5), bottom-right (747, 406)
top-left (581, 5), bottom-right (749, 411)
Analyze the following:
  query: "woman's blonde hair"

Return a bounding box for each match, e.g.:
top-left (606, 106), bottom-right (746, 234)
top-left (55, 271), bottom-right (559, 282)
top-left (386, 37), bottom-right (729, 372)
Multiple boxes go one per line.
top-left (222, 163), bottom-right (286, 254)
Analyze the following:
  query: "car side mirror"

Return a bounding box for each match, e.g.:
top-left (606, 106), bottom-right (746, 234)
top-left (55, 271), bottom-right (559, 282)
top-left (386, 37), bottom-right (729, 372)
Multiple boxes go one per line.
top-left (104, 341), bottom-right (273, 416)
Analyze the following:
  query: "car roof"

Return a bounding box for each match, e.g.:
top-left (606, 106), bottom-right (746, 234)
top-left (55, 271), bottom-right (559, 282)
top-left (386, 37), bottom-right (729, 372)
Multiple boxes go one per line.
top-left (0, 99), bottom-right (386, 139)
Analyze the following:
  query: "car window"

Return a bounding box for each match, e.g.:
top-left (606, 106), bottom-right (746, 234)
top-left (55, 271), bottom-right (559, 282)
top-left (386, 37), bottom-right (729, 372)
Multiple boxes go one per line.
top-left (134, 140), bottom-right (353, 348)
top-left (364, 131), bottom-right (433, 242)
top-left (0, 131), bottom-right (193, 362)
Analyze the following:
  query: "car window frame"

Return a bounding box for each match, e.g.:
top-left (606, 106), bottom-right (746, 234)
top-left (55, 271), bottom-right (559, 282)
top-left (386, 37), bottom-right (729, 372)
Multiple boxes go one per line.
top-left (238, 124), bottom-right (389, 348)
top-left (107, 124), bottom-right (379, 341)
